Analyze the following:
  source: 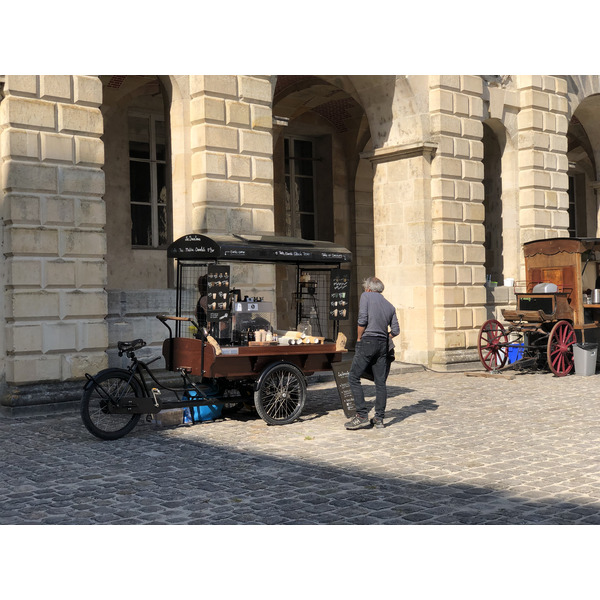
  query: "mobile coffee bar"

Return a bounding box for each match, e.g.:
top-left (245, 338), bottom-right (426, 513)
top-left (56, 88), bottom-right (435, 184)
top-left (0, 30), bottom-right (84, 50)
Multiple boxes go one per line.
top-left (477, 237), bottom-right (600, 376)
top-left (81, 233), bottom-right (352, 440)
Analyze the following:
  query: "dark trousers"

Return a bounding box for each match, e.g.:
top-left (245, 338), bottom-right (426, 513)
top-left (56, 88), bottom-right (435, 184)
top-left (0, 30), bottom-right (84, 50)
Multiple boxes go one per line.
top-left (348, 337), bottom-right (389, 419)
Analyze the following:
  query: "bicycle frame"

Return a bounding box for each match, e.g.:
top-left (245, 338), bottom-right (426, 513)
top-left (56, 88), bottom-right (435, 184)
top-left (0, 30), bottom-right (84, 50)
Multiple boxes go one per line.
top-left (83, 343), bottom-right (241, 416)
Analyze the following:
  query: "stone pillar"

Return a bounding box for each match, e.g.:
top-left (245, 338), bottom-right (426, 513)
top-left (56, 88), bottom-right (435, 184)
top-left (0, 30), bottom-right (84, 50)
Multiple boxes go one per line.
top-left (429, 75), bottom-right (487, 368)
top-left (188, 76), bottom-right (276, 296)
top-left (189, 75), bottom-right (274, 235)
top-left (0, 76), bottom-right (107, 407)
top-left (516, 76), bottom-right (570, 255)
top-left (363, 142), bottom-right (437, 365)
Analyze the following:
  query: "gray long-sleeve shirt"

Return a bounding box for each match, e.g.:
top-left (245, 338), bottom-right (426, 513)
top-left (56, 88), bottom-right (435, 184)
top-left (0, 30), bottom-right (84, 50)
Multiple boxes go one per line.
top-left (357, 291), bottom-right (400, 340)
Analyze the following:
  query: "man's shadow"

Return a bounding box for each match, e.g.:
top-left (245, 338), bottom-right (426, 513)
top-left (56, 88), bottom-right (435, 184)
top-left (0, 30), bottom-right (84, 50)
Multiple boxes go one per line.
top-left (384, 399), bottom-right (438, 426)
top-left (357, 383), bottom-right (438, 427)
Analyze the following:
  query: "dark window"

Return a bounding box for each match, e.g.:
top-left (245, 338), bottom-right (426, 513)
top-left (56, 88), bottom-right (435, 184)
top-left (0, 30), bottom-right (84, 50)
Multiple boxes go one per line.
top-left (128, 112), bottom-right (168, 248)
top-left (283, 136), bottom-right (317, 240)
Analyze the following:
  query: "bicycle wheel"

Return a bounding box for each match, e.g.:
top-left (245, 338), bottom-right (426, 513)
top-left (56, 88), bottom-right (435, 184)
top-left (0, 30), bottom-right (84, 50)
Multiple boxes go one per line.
top-left (254, 363), bottom-right (306, 425)
top-left (81, 370), bottom-right (143, 440)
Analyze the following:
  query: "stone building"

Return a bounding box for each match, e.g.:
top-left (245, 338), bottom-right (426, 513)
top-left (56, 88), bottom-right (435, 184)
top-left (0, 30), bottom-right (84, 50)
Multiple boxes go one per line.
top-left (0, 74), bottom-right (598, 412)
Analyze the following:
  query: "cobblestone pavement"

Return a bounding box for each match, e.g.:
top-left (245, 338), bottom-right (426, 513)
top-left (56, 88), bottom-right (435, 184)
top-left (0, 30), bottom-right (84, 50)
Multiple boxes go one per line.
top-left (2, 366), bottom-right (600, 526)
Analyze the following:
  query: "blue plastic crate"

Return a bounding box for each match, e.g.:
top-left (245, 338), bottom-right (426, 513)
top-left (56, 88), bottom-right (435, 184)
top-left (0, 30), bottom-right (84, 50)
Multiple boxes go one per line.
top-left (507, 343), bottom-right (524, 364)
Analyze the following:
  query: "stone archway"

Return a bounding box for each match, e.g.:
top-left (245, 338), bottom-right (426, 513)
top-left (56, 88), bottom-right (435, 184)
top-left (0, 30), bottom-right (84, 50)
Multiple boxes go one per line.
top-left (100, 75), bottom-right (177, 367)
top-left (567, 94), bottom-right (600, 238)
top-left (100, 75), bottom-right (173, 291)
top-left (271, 75), bottom-right (373, 341)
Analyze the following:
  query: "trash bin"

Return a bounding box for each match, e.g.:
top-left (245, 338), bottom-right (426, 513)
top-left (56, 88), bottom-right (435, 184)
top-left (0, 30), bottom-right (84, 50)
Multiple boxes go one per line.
top-left (573, 343), bottom-right (598, 376)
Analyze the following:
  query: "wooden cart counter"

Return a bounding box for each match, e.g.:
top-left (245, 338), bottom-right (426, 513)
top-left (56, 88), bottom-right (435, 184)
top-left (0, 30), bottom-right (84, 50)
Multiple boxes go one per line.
top-left (163, 337), bottom-right (347, 379)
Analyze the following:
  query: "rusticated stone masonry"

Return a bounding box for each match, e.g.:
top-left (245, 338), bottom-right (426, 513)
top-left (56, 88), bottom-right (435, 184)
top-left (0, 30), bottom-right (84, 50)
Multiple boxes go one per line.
top-left (515, 76), bottom-right (570, 249)
top-left (429, 75), bottom-right (487, 367)
top-left (189, 75), bottom-right (276, 295)
top-left (0, 75), bottom-right (107, 388)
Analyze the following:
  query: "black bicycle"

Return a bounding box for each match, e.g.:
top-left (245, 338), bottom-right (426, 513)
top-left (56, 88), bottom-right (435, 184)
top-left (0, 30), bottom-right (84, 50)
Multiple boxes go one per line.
top-left (80, 317), bottom-right (253, 440)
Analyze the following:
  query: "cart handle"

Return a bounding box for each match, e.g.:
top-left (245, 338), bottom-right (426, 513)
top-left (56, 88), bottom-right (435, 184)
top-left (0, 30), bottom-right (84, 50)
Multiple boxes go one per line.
top-left (156, 315), bottom-right (197, 324)
top-left (156, 315), bottom-right (207, 341)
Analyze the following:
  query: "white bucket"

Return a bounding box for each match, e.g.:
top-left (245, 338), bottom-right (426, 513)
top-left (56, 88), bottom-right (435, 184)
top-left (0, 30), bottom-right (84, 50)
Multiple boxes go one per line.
top-left (504, 278), bottom-right (515, 287)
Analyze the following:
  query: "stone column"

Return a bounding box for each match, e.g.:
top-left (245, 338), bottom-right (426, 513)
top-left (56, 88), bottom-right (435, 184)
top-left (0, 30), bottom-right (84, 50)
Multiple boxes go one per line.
top-left (0, 76), bottom-right (107, 407)
top-left (429, 75), bottom-right (487, 368)
top-left (189, 76), bottom-right (274, 235)
top-left (363, 142), bottom-right (437, 365)
top-left (516, 76), bottom-right (570, 256)
top-left (188, 75), bottom-right (276, 297)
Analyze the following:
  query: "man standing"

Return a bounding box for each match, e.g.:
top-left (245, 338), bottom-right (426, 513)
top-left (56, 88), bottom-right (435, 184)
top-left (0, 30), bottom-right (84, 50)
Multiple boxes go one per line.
top-left (345, 276), bottom-right (399, 430)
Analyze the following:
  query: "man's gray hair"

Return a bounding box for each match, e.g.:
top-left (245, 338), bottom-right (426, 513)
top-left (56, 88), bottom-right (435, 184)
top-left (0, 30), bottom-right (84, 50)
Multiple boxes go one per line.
top-left (363, 276), bottom-right (384, 293)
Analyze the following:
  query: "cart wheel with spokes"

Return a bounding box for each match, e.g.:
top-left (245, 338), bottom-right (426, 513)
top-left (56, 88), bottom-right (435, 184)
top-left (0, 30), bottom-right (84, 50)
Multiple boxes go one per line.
top-left (547, 320), bottom-right (576, 377)
top-left (254, 362), bottom-right (307, 425)
top-left (81, 369), bottom-right (143, 440)
top-left (477, 319), bottom-right (509, 371)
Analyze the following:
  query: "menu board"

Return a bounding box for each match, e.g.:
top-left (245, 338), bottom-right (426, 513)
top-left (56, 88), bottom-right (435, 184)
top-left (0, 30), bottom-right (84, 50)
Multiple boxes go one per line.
top-left (329, 268), bottom-right (350, 320)
top-left (331, 361), bottom-right (356, 418)
top-left (206, 265), bottom-right (230, 323)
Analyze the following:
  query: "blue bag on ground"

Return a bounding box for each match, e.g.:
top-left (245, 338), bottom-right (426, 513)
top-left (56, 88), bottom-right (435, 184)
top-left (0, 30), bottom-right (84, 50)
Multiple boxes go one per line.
top-left (186, 388), bottom-right (222, 422)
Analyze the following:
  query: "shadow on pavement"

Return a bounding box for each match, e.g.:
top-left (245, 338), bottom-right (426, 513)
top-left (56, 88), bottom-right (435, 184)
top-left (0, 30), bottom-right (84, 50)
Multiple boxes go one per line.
top-left (1, 409), bottom-right (599, 526)
top-left (384, 399), bottom-right (439, 427)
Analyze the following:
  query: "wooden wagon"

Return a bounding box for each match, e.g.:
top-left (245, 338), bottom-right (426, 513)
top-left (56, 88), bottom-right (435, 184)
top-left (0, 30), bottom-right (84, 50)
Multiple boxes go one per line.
top-left (477, 237), bottom-right (600, 376)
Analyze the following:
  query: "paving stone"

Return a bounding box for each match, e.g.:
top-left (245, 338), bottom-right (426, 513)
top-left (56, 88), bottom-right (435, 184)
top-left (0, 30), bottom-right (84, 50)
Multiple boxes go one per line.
top-left (2, 370), bottom-right (600, 525)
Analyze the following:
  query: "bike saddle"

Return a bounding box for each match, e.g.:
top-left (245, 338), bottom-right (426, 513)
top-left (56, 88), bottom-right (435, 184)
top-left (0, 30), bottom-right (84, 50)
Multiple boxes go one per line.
top-left (118, 339), bottom-right (146, 354)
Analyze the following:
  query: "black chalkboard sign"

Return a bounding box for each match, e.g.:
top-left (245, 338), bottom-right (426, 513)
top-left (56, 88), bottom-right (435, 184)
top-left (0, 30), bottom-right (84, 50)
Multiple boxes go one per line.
top-left (331, 361), bottom-right (356, 418)
top-left (329, 268), bottom-right (350, 321)
top-left (207, 265), bottom-right (230, 323)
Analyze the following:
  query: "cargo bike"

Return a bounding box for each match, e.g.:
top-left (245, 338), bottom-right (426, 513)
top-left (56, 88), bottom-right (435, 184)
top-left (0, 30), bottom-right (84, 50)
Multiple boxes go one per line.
top-left (81, 234), bottom-right (352, 440)
top-left (477, 237), bottom-right (600, 376)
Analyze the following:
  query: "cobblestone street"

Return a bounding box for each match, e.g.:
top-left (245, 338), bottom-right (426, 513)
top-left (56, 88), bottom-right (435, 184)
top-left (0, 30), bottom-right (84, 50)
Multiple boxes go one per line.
top-left (2, 366), bottom-right (600, 526)
top-left (2, 366), bottom-right (599, 597)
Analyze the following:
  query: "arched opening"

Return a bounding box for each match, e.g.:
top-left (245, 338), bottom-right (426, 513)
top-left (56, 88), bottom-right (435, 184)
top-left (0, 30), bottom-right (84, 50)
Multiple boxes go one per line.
top-left (567, 100), bottom-right (599, 237)
top-left (100, 75), bottom-right (175, 367)
top-left (101, 75), bottom-right (173, 291)
top-left (271, 76), bottom-right (372, 340)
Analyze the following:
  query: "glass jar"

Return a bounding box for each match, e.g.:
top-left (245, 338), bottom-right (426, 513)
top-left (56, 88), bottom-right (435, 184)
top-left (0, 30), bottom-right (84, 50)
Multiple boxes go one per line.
top-left (298, 318), bottom-right (312, 337)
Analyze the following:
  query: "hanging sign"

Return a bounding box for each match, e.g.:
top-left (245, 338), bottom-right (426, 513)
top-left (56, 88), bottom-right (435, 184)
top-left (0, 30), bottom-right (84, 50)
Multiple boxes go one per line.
top-left (329, 268), bottom-right (350, 320)
top-left (206, 265), bottom-right (230, 323)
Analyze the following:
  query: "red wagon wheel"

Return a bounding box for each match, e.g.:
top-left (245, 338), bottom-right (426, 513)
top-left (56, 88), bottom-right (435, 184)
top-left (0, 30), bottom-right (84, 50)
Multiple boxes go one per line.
top-left (547, 320), bottom-right (575, 377)
top-left (477, 319), bottom-right (509, 371)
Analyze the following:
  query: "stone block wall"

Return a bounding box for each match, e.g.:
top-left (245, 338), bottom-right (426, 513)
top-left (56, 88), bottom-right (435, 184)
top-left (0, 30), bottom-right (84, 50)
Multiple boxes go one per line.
top-left (106, 289), bottom-right (177, 369)
top-left (429, 76), bottom-right (487, 367)
top-left (188, 75), bottom-right (276, 298)
top-left (0, 75), bottom-right (107, 394)
top-left (189, 76), bottom-right (275, 237)
top-left (515, 76), bottom-right (570, 248)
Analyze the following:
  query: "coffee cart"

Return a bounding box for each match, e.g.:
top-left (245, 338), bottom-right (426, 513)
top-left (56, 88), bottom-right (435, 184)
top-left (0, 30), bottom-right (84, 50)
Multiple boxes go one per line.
top-left (81, 233), bottom-right (352, 440)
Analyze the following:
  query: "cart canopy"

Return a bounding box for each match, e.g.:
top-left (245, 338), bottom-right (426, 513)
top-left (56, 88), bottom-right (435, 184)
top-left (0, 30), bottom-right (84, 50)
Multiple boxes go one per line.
top-left (167, 233), bottom-right (352, 264)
